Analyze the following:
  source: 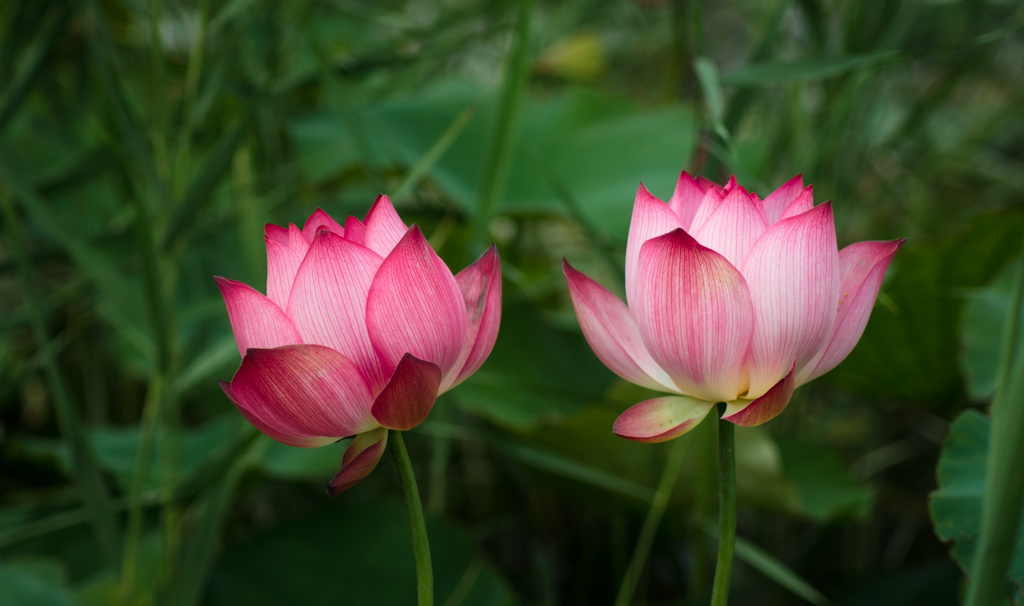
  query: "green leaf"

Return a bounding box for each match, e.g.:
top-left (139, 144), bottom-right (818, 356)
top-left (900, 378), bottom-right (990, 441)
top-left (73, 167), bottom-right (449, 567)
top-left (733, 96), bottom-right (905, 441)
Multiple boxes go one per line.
top-left (719, 50), bottom-right (901, 86)
top-left (0, 560), bottom-right (76, 606)
top-left (960, 261), bottom-right (1024, 400)
top-left (776, 438), bottom-right (873, 520)
top-left (930, 410), bottom-right (1024, 604)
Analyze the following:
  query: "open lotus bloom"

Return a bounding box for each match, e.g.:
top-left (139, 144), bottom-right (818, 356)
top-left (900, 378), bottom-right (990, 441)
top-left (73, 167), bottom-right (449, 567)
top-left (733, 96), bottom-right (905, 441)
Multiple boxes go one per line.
top-left (216, 196), bottom-right (501, 493)
top-left (564, 173), bottom-right (903, 443)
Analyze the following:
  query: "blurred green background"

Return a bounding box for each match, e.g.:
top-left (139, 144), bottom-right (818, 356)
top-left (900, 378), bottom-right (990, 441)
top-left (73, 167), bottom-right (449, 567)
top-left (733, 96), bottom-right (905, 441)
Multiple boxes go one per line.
top-left (1, 0), bottom-right (1023, 604)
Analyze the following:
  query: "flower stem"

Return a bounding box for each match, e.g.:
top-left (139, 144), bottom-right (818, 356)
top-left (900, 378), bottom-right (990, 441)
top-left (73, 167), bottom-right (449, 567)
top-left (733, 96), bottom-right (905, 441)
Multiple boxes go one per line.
top-left (391, 431), bottom-right (434, 606)
top-left (710, 403), bottom-right (736, 606)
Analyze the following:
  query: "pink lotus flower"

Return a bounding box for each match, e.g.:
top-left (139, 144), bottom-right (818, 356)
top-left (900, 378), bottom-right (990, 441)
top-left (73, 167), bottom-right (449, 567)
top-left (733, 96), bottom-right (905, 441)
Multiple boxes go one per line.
top-left (564, 173), bottom-right (902, 442)
top-left (216, 196), bottom-right (501, 493)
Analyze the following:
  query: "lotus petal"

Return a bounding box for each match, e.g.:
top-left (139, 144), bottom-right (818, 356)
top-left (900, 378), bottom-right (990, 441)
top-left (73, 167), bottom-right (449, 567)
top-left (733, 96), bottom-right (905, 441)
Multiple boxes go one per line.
top-left (761, 175), bottom-right (804, 224)
top-left (444, 244), bottom-right (502, 391)
top-left (326, 428), bottom-right (389, 495)
top-left (723, 362), bottom-right (795, 426)
top-left (364, 194), bottom-right (408, 258)
top-left (625, 183), bottom-right (681, 306)
top-left (371, 354), bottom-right (442, 430)
top-left (215, 276), bottom-right (302, 357)
top-left (692, 186), bottom-right (769, 269)
top-left (613, 395), bottom-right (716, 443)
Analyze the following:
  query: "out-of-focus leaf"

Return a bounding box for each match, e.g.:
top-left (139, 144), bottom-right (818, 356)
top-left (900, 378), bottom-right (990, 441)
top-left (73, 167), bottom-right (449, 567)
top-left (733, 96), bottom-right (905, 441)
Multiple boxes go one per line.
top-left (930, 410), bottom-right (1024, 603)
top-left (0, 559), bottom-right (76, 606)
top-left (776, 438), bottom-right (872, 520)
top-left (825, 209), bottom-right (1024, 406)
top-left (205, 501), bottom-right (511, 605)
top-left (720, 50), bottom-right (901, 86)
top-left (259, 437), bottom-right (350, 481)
top-left (288, 80), bottom-right (696, 236)
top-left (959, 260), bottom-right (1024, 400)
top-left (23, 415), bottom-right (244, 492)
top-left (455, 294), bottom-right (613, 430)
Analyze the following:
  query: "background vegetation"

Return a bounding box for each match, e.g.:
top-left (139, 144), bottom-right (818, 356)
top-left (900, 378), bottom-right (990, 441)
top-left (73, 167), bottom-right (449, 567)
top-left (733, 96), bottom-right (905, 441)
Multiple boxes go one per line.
top-left (1, 0), bottom-right (1023, 604)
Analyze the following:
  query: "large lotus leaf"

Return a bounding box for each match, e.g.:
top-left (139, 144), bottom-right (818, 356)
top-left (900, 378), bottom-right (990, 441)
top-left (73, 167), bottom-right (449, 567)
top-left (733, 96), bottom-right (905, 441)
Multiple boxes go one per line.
top-left (930, 409), bottom-right (1024, 603)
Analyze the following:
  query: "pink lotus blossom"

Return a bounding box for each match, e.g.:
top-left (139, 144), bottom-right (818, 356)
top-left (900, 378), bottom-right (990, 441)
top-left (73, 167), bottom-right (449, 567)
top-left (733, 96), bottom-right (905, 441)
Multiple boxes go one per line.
top-left (217, 196), bottom-right (501, 493)
top-left (564, 173), bottom-right (902, 442)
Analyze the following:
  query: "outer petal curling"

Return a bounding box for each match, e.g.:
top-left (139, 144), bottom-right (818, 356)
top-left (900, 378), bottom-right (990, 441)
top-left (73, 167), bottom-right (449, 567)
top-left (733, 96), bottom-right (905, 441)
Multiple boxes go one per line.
top-left (613, 396), bottom-right (716, 443)
top-left (302, 208), bottom-right (345, 242)
top-left (366, 226), bottom-right (467, 377)
top-left (326, 427), bottom-right (388, 495)
top-left (624, 183), bottom-right (682, 306)
top-left (220, 380), bottom-right (335, 448)
top-left (215, 277), bottom-right (302, 357)
top-left (371, 354), bottom-right (442, 431)
top-left (633, 229), bottom-right (754, 403)
top-left (723, 362), bottom-right (795, 426)
top-left (798, 239), bottom-right (904, 384)
top-left (364, 194), bottom-right (408, 258)
top-left (741, 203), bottom-right (838, 399)
top-left (668, 171), bottom-right (705, 231)
top-left (761, 175), bottom-right (804, 224)
top-left (444, 244), bottom-right (502, 392)
top-left (563, 260), bottom-right (677, 392)
top-left (691, 186), bottom-right (769, 269)
top-left (229, 344), bottom-right (378, 440)
top-left (287, 231), bottom-right (387, 391)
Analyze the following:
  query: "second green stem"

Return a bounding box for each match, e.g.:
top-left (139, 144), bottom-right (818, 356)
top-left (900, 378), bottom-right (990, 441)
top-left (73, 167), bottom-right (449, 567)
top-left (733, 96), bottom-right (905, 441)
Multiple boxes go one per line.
top-left (710, 403), bottom-right (736, 606)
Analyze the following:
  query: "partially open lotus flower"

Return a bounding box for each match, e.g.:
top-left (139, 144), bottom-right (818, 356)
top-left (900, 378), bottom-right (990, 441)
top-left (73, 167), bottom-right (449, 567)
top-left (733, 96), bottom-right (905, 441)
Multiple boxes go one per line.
top-left (564, 173), bottom-right (902, 442)
top-left (217, 196), bottom-right (501, 493)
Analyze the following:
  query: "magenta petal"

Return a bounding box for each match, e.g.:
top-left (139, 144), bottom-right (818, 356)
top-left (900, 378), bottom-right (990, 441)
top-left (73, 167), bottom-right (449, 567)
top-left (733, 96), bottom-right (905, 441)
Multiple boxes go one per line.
top-left (799, 239), bottom-right (904, 384)
top-left (613, 396), bottom-right (716, 443)
top-left (741, 203), bottom-right (838, 399)
top-left (363, 194), bottom-right (408, 258)
top-left (265, 235), bottom-right (307, 309)
top-left (366, 225), bottom-right (467, 376)
top-left (344, 216), bottom-right (366, 246)
top-left (633, 229), bottom-right (754, 402)
top-left (696, 175), bottom-right (723, 193)
top-left (229, 344), bottom-right (378, 440)
top-left (220, 380), bottom-right (336, 448)
top-left (444, 244), bottom-right (502, 391)
top-left (371, 353), bottom-right (442, 430)
top-left (723, 174), bottom-right (738, 192)
top-left (761, 175), bottom-right (804, 224)
top-left (327, 427), bottom-right (388, 495)
top-left (625, 183), bottom-right (682, 306)
top-left (301, 208), bottom-right (346, 242)
top-left (687, 188), bottom-right (724, 234)
top-left (723, 362), bottom-right (795, 426)
top-left (287, 231), bottom-right (388, 391)
top-left (692, 186), bottom-right (769, 269)
top-left (778, 186), bottom-right (814, 222)
top-left (564, 260), bottom-right (677, 392)
top-left (668, 171), bottom-right (705, 231)
top-left (215, 277), bottom-right (302, 357)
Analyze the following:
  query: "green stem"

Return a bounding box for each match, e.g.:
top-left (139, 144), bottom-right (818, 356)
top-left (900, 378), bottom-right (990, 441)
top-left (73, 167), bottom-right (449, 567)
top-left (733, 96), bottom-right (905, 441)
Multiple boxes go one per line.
top-left (391, 432), bottom-right (434, 606)
top-left (710, 403), bottom-right (736, 606)
top-left (615, 436), bottom-right (691, 606)
top-left (966, 257), bottom-right (1024, 606)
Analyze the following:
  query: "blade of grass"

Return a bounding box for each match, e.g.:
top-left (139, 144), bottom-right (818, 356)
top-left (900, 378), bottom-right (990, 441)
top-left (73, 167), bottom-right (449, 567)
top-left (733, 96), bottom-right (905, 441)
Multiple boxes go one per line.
top-left (170, 0), bottom-right (211, 200)
top-left (164, 110), bottom-right (253, 251)
top-left (419, 422), bottom-right (656, 502)
top-left (0, 177), bottom-right (121, 569)
top-left (392, 104), bottom-right (477, 203)
top-left (178, 435), bottom-right (269, 606)
top-left (966, 256), bottom-right (1024, 606)
top-left (700, 521), bottom-right (834, 606)
top-left (0, 5), bottom-right (69, 134)
top-left (474, 0), bottom-right (534, 246)
top-left (615, 435), bottom-right (692, 606)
